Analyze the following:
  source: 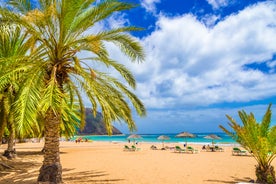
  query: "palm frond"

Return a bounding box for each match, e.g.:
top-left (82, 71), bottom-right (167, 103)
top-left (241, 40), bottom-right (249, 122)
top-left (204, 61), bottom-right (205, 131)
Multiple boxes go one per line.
top-left (12, 68), bottom-right (44, 137)
top-left (68, 0), bottom-right (135, 35)
top-left (64, 80), bottom-right (86, 130)
top-left (40, 72), bottom-right (64, 115)
top-left (260, 104), bottom-right (272, 137)
top-left (8, 0), bottom-right (32, 14)
top-left (81, 71), bottom-right (138, 133)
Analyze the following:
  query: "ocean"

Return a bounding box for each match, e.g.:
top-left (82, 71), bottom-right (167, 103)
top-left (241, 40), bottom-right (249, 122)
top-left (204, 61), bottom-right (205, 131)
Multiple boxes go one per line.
top-left (73, 132), bottom-right (237, 145)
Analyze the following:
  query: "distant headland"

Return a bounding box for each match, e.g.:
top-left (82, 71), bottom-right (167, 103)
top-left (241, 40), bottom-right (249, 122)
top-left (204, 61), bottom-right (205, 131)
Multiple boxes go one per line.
top-left (77, 108), bottom-right (122, 135)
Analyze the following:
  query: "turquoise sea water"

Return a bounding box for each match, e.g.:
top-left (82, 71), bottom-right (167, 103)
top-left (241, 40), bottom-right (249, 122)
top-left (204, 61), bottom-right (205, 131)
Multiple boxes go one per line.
top-left (73, 132), bottom-right (237, 145)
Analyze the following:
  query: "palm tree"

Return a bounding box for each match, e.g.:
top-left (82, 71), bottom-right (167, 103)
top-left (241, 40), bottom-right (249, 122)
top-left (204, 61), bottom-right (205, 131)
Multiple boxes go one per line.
top-left (0, 24), bottom-right (32, 158)
top-left (0, 0), bottom-right (146, 183)
top-left (220, 104), bottom-right (276, 184)
top-left (0, 24), bottom-right (83, 152)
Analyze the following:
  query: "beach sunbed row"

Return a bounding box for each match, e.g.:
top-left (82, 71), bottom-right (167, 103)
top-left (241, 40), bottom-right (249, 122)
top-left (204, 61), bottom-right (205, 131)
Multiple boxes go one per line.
top-left (124, 145), bottom-right (141, 151)
top-left (124, 145), bottom-right (250, 157)
top-left (174, 146), bottom-right (199, 154)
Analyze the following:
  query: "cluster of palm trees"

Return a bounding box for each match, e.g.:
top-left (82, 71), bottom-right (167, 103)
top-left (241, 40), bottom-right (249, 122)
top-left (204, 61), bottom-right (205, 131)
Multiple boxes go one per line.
top-left (0, 0), bottom-right (146, 183)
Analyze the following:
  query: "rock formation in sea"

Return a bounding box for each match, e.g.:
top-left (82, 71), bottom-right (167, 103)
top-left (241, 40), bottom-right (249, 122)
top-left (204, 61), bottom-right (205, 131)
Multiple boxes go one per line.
top-left (77, 108), bottom-right (122, 135)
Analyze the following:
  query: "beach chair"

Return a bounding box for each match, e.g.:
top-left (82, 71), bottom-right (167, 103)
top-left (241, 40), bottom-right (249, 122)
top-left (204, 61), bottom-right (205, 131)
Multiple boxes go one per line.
top-left (186, 146), bottom-right (199, 154)
top-left (131, 145), bottom-right (141, 151)
top-left (214, 145), bottom-right (224, 152)
top-left (232, 147), bottom-right (247, 156)
top-left (174, 146), bottom-right (185, 153)
top-left (124, 145), bottom-right (135, 151)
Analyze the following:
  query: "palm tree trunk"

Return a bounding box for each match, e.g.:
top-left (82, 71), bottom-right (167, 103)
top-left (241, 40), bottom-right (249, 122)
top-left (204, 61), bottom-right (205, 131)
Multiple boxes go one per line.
top-left (256, 164), bottom-right (276, 184)
top-left (0, 98), bottom-right (7, 145)
top-left (3, 118), bottom-right (16, 159)
top-left (38, 109), bottom-right (62, 184)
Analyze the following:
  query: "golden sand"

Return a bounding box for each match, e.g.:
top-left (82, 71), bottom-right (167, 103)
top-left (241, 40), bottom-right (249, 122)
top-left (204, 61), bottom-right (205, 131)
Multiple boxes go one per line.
top-left (1, 141), bottom-right (274, 184)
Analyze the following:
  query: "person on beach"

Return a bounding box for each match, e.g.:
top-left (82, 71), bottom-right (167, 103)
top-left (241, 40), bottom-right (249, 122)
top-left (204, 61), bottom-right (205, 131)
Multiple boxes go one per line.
top-left (75, 138), bottom-right (82, 143)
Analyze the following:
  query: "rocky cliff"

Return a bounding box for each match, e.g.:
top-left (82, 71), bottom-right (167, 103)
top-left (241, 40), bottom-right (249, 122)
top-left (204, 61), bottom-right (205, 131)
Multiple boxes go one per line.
top-left (77, 108), bottom-right (122, 135)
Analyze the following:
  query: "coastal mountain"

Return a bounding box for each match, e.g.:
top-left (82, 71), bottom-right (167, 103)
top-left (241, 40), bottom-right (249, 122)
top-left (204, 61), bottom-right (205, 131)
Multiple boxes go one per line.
top-left (77, 108), bottom-right (122, 135)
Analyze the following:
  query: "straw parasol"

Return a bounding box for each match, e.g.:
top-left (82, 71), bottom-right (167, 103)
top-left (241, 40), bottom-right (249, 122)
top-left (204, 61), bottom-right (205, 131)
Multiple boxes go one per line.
top-left (204, 134), bottom-right (221, 145)
top-left (157, 135), bottom-right (170, 148)
top-left (127, 134), bottom-right (142, 145)
top-left (176, 132), bottom-right (196, 146)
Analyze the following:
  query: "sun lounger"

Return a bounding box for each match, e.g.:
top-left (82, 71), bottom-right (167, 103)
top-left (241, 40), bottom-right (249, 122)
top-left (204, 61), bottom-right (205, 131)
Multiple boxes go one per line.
top-left (123, 145), bottom-right (135, 151)
top-left (186, 146), bottom-right (199, 154)
top-left (123, 145), bottom-right (141, 151)
top-left (131, 145), bottom-right (141, 151)
top-left (232, 147), bottom-right (247, 156)
top-left (214, 146), bottom-right (224, 152)
top-left (174, 146), bottom-right (186, 153)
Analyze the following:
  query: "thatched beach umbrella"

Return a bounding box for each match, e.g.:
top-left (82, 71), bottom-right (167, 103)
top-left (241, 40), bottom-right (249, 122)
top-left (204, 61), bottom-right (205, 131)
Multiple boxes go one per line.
top-left (204, 134), bottom-right (221, 146)
top-left (176, 132), bottom-right (196, 146)
top-left (127, 134), bottom-right (142, 145)
top-left (157, 135), bottom-right (170, 148)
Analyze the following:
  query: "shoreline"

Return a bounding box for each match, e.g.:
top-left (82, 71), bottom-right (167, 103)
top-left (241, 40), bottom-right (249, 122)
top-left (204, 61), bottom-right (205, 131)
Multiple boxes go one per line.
top-left (70, 133), bottom-right (237, 145)
top-left (67, 139), bottom-right (239, 147)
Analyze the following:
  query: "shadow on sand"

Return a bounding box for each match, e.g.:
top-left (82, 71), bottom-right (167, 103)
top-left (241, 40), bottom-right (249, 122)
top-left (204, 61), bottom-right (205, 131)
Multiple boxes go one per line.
top-left (0, 151), bottom-right (42, 184)
top-left (0, 151), bottom-right (124, 184)
top-left (63, 169), bottom-right (124, 184)
top-left (205, 176), bottom-right (254, 183)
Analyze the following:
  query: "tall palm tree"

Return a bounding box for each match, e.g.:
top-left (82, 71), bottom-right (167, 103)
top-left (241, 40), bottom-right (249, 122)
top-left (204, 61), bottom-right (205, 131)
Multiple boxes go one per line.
top-left (0, 24), bottom-right (32, 158)
top-left (0, 24), bottom-right (83, 153)
top-left (220, 104), bottom-right (276, 184)
top-left (0, 0), bottom-right (146, 183)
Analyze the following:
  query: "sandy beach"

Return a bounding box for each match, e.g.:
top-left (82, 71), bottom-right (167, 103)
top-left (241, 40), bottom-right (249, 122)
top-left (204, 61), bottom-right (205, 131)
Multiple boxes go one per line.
top-left (1, 141), bottom-right (275, 184)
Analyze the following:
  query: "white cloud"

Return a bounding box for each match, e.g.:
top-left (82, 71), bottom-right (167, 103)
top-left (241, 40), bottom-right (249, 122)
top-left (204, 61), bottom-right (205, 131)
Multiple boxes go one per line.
top-left (140, 0), bottom-right (160, 14)
top-left (130, 1), bottom-right (276, 109)
top-left (91, 1), bottom-right (276, 110)
top-left (206, 0), bottom-right (230, 10)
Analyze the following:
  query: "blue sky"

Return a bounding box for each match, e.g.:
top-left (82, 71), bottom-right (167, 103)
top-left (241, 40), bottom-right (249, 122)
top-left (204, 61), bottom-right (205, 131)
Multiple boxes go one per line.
top-left (2, 0), bottom-right (275, 134)
top-left (107, 0), bottom-right (276, 134)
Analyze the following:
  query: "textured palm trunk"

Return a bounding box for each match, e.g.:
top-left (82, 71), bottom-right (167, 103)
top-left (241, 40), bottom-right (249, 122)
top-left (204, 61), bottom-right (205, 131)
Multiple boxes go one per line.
top-left (3, 118), bottom-right (16, 159)
top-left (256, 164), bottom-right (276, 184)
top-left (0, 98), bottom-right (7, 145)
top-left (38, 109), bottom-right (62, 184)
top-left (1, 97), bottom-right (16, 159)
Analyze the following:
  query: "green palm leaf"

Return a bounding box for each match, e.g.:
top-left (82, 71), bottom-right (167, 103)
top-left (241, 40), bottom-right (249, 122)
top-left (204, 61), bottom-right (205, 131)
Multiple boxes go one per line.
top-left (220, 104), bottom-right (276, 183)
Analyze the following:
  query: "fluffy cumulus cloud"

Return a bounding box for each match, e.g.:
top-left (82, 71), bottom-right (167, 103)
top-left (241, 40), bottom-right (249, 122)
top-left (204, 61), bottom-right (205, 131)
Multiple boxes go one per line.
top-left (130, 1), bottom-right (276, 110)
